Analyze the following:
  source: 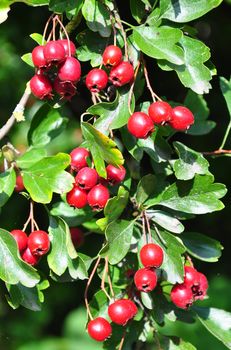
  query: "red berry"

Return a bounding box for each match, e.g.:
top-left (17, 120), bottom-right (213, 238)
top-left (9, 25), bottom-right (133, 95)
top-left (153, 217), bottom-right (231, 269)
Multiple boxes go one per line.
top-left (30, 74), bottom-right (52, 100)
top-left (184, 266), bottom-right (200, 289)
top-left (148, 101), bottom-right (172, 124)
top-left (10, 230), bottom-right (28, 253)
top-left (53, 78), bottom-right (76, 100)
top-left (43, 40), bottom-right (66, 64)
top-left (134, 268), bottom-right (158, 292)
top-left (28, 230), bottom-right (50, 256)
top-left (66, 185), bottom-right (88, 209)
top-left (58, 57), bottom-right (81, 83)
top-left (75, 167), bottom-right (98, 190)
top-left (86, 68), bottom-right (108, 92)
top-left (102, 45), bottom-right (122, 68)
top-left (70, 147), bottom-right (90, 171)
top-left (170, 283), bottom-right (194, 309)
top-left (140, 243), bottom-right (164, 268)
top-left (106, 165), bottom-right (126, 185)
top-left (127, 112), bottom-right (154, 139)
top-left (15, 175), bottom-right (25, 192)
top-left (109, 61), bottom-right (134, 87)
top-left (87, 184), bottom-right (110, 211)
top-left (108, 299), bottom-right (137, 325)
top-left (57, 39), bottom-right (76, 57)
top-left (21, 247), bottom-right (40, 266)
top-left (70, 227), bottom-right (84, 247)
top-left (31, 45), bottom-right (47, 69)
top-left (87, 317), bottom-right (112, 342)
top-left (169, 106), bottom-right (194, 131)
top-left (194, 272), bottom-right (208, 300)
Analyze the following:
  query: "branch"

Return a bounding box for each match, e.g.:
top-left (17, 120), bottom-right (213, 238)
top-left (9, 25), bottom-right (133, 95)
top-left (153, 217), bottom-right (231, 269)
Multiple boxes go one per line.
top-left (202, 149), bottom-right (231, 156)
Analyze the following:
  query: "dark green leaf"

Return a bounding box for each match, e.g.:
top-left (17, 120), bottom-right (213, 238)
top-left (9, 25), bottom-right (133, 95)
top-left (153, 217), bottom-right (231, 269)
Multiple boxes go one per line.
top-left (16, 148), bottom-right (47, 169)
top-left (0, 168), bottom-right (16, 208)
top-left (136, 174), bottom-right (167, 206)
top-left (137, 132), bottom-right (172, 163)
top-left (49, 0), bottom-right (78, 13)
top-left (82, 0), bottom-right (111, 37)
top-left (160, 336), bottom-right (197, 350)
top-left (220, 76), bottom-right (231, 117)
top-left (90, 288), bottom-right (121, 319)
top-left (148, 210), bottom-right (184, 234)
top-left (130, 0), bottom-right (146, 23)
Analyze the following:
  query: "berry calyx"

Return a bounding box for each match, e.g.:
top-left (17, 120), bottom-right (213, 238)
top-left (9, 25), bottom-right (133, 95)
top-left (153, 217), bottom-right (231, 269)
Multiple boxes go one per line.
top-left (70, 147), bottom-right (90, 171)
top-left (102, 45), bottom-right (122, 68)
top-left (87, 184), bottom-right (110, 211)
top-left (127, 112), bottom-right (154, 139)
top-left (43, 40), bottom-right (66, 64)
top-left (87, 317), bottom-right (112, 342)
top-left (31, 45), bottom-right (47, 69)
top-left (30, 74), bottom-right (53, 100)
top-left (134, 268), bottom-right (158, 292)
top-left (75, 167), bottom-right (98, 190)
top-left (170, 283), bottom-right (194, 309)
top-left (58, 57), bottom-right (81, 83)
top-left (15, 175), bottom-right (25, 192)
top-left (106, 165), bottom-right (126, 185)
top-left (169, 106), bottom-right (194, 131)
top-left (57, 39), bottom-right (76, 57)
top-left (140, 243), bottom-right (164, 268)
top-left (70, 227), bottom-right (84, 247)
top-left (28, 230), bottom-right (50, 256)
top-left (148, 101), bottom-right (172, 124)
top-left (108, 299), bottom-right (138, 325)
top-left (194, 272), bottom-right (208, 300)
top-left (86, 68), bottom-right (108, 93)
top-left (184, 266), bottom-right (200, 289)
top-left (66, 185), bottom-right (88, 209)
top-left (21, 247), bottom-right (40, 266)
top-left (109, 61), bottom-right (134, 87)
top-left (10, 230), bottom-right (28, 253)
top-left (53, 78), bottom-right (76, 100)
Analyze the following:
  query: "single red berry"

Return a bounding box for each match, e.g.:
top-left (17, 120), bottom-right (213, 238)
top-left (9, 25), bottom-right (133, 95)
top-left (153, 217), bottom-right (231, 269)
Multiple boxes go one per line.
top-left (31, 45), bottom-right (47, 69)
top-left (57, 39), bottom-right (76, 57)
top-left (169, 106), bottom-right (194, 131)
top-left (70, 147), bottom-right (90, 171)
top-left (86, 68), bottom-right (108, 92)
top-left (184, 266), bottom-right (200, 289)
top-left (30, 74), bottom-right (52, 100)
top-left (87, 184), bottom-right (110, 211)
top-left (28, 230), bottom-right (50, 256)
top-left (10, 230), bottom-right (28, 253)
top-left (109, 61), bottom-right (134, 87)
top-left (21, 247), bottom-right (40, 266)
top-left (128, 112), bottom-right (154, 139)
top-left (87, 317), bottom-right (112, 342)
top-left (106, 165), bottom-right (126, 185)
top-left (66, 185), bottom-right (88, 209)
top-left (102, 45), bottom-right (122, 68)
top-left (148, 101), bottom-right (172, 124)
top-left (134, 268), bottom-right (158, 292)
top-left (53, 78), bottom-right (76, 100)
top-left (170, 283), bottom-right (194, 309)
top-left (70, 227), bottom-right (84, 247)
top-left (194, 272), bottom-right (208, 300)
top-left (43, 40), bottom-right (66, 64)
top-left (108, 299), bottom-right (138, 325)
top-left (140, 243), bottom-right (164, 268)
top-left (58, 57), bottom-right (81, 83)
top-left (75, 167), bottom-right (98, 190)
top-left (15, 175), bottom-right (25, 192)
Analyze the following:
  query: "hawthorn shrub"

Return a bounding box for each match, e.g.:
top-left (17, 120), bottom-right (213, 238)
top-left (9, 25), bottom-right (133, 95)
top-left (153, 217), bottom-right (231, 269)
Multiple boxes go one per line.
top-left (0, 0), bottom-right (231, 349)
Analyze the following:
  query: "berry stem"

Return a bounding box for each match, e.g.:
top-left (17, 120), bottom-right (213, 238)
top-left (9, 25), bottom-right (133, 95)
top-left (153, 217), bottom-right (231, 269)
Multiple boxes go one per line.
top-left (143, 211), bottom-right (153, 243)
top-left (42, 14), bottom-right (55, 45)
top-left (101, 257), bottom-right (112, 301)
top-left (118, 329), bottom-right (126, 350)
top-left (203, 149), bottom-right (231, 156)
top-left (186, 254), bottom-right (194, 267)
top-left (142, 212), bottom-right (149, 245)
top-left (142, 57), bottom-right (162, 102)
top-left (112, 3), bottom-right (128, 60)
top-left (55, 15), bottom-right (71, 57)
top-left (128, 60), bottom-right (140, 115)
top-left (106, 256), bottom-right (115, 298)
top-left (153, 223), bottom-right (167, 248)
top-left (84, 256), bottom-right (101, 321)
top-left (22, 200), bottom-right (38, 232)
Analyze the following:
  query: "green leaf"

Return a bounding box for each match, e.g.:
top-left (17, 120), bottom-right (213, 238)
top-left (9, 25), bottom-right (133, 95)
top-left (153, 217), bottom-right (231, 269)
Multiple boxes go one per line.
top-left (194, 306), bottom-right (231, 349)
top-left (220, 76), bottom-right (231, 117)
top-left (160, 336), bottom-right (197, 350)
top-left (0, 168), bottom-right (16, 208)
top-left (82, 0), bottom-right (111, 37)
top-left (136, 174), bottom-right (167, 206)
top-left (81, 122), bottom-right (124, 178)
top-left (160, 0), bottom-right (223, 23)
top-left (90, 288), bottom-right (121, 319)
top-left (130, 0), bottom-right (146, 23)
top-left (148, 210), bottom-right (184, 234)
top-left (141, 291), bottom-right (154, 309)
top-left (133, 25), bottom-right (184, 65)
top-left (181, 231), bottom-right (223, 262)
top-left (137, 132), bottom-right (172, 163)
top-left (22, 153), bottom-right (73, 204)
top-left (49, 0), bottom-right (78, 13)
top-left (16, 148), bottom-right (47, 169)
top-left (30, 33), bottom-right (43, 45)
top-left (21, 53), bottom-right (34, 67)
top-left (0, 229), bottom-right (40, 287)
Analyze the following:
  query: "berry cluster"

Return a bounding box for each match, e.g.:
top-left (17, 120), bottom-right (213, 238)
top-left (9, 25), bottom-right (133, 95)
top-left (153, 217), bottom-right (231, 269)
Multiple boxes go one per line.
top-left (66, 147), bottom-right (126, 211)
top-left (170, 265), bottom-right (208, 309)
top-left (10, 229), bottom-right (50, 266)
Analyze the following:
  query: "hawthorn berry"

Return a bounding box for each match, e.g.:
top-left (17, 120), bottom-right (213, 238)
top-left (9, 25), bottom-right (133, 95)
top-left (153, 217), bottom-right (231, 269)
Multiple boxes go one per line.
top-left (134, 268), bottom-right (158, 292)
top-left (28, 230), bottom-right (50, 256)
top-left (58, 57), bottom-right (81, 83)
top-left (87, 184), bottom-right (110, 210)
top-left (70, 227), bottom-right (84, 247)
top-left (86, 68), bottom-right (108, 92)
top-left (21, 247), bottom-right (40, 266)
top-left (106, 164), bottom-right (126, 185)
top-left (108, 299), bottom-right (138, 325)
top-left (30, 74), bottom-right (52, 100)
top-left (58, 39), bottom-right (76, 57)
top-left (148, 101), bottom-right (172, 124)
top-left (184, 265), bottom-right (200, 289)
top-left (140, 243), bottom-right (164, 268)
top-left (53, 78), bottom-right (76, 100)
top-left (15, 175), bottom-right (25, 192)
top-left (43, 40), bottom-right (66, 64)
top-left (109, 61), bottom-right (134, 87)
top-left (194, 272), bottom-right (208, 300)
top-left (31, 45), bottom-right (47, 69)
top-left (75, 167), bottom-right (98, 190)
top-left (170, 283), bottom-right (194, 309)
top-left (66, 185), bottom-right (88, 209)
top-left (127, 112), bottom-right (154, 139)
top-left (10, 230), bottom-right (28, 253)
top-left (87, 317), bottom-right (112, 342)
top-left (102, 45), bottom-right (122, 67)
top-left (70, 147), bottom-right (90, 171)
top-left (169, 106), bottom-right (194, 131)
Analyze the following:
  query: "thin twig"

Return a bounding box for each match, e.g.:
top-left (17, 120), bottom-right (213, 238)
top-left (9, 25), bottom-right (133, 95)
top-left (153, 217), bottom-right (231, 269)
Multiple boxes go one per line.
top-left (128, 60), bottom-right (141, 115)
top-left (153, 224), bottom-right (167, 248)
top-left (105, 257), bottom-right (115, 298)
top-left (118, 330), bottom-right (126, 350)
top-left (84, 256), bottom-right (101, 320)
top-left (142, 212), bottom-right (148, 244)
top-left (144, 211), bottom-right (152, 243)
top-left (101, 257), bottom-right (112, 301)
top-left (203, 149), bottom-right (231, 156)
top-left (142, 58), bottom-right (162, 102)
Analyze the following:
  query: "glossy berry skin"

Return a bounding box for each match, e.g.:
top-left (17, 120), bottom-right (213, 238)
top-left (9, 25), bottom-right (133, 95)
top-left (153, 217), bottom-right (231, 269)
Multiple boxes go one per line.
top-left (106, 165), bottom-right (126, 185)
top-left (58, 39), bottom-right (76, 57)
top-left (134, 268), bottom-right (158, 292)
top-left (128, 112), bottom-right (154, 139)
top-left (70, 147), bottom-right (90, 171)
top-left (66, 185), bottom-right (88, 209)
top-left (194, 272), bottom-right (208, 300)
top-left (10, 230), bottom-right (28, 253)
top-left (53, 78), bottom-right (76, 100)
top-left (75, 167), bottom-right (98, 190)
top-left (169, 106), bottom-right (194, 131)
top-left (30, 74), bottom-right (52, 100)
top-left (21, 247), bottom-right (40, 266)
top-left (58, 57), bottom-right (81, 83)
top-left (109, 61), bottom-right (134, 87)
top-left (87, 184), bottom-right (110, 210)
top-left (28, 230), bottom-right (50, 256)
top-left (70, 227), bottom-right (84, 247)
top-left (102, 45), bottom-right (122, 67)
top-left (31, 45), bottom-right (47, 69)
top-left (86, 69), bottom-right (108, 92)
top-left (87, 317), bottom-right (112, 342)
top-left (43, 40), bottom-right (66, 64)
top-left (170, 283), bottom-right (194, 309)
top-left (140, 243), bottom-right (164, 268)
top-left (184, 266), bottom-right (200, 289)
top-left (15, 175), bottom-right (25, 192)
top-left (148, 101), bottom-right (172, 124)
top-left (108, 299), bottom-right (138, 325)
